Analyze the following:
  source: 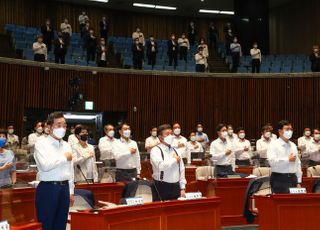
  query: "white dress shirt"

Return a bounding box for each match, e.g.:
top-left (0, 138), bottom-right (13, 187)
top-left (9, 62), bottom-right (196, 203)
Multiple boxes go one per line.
top-left (68, 134), bottom-right (79, 148)
top-left (186, 141), bottom-right (203, 164)
top-left (150, 143), bottom-right (186, 189)
top-left (34, 135), bottom-right (74, 194)
top-left (60, 23), bottom-right (72, 35)
top-left (98, 136), bottom-right (116, 160)
top-left (7, 134), bottom-right (19, 145)
top-left (305, 139), bottom-right (320, 162)
top-left (32, 42), bottom-right (47, 59)
top-left (267, 138), bottom-right (302, 183)
top-left (113, 138), bottom-right (141, 174)
top-left (28, 132), bottom-right (43, 153)
top-left (226, 134), bottom-right (238, 147)
top-left (195, 53), bottom-right (207, 65)
top-left (145, 136), bottom-right (160, 153)
top-left (234, 138), bottom-right (252, 160)
top-left (298, 136), bottom-right (313, 156)
top-left (78, 15), bottom-right (89, 25)
top-left (250, 48), bottom-right (262, 61)
top-left (171, 135), bottom-right (188, 159)
top-left (210, 138), bottom-right (235, 169)
top-left (178, 38), bottom-right (190, 49)
top-left (195, 132), bottom-right (209, 149)
top-left (260, 133), bottom-right (277, 140)
top-left (256, 137), bottom-right (272, 158)
top-left (72, 142), bottom-right (98, 182)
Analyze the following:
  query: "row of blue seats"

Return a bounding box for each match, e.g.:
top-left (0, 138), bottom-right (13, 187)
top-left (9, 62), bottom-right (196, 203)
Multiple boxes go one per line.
top-left (238, 65), bottom-right (311, 73)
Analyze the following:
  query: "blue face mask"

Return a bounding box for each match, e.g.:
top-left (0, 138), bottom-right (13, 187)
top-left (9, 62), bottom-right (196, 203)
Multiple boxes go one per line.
top-left (0, 138), bottom-right (7, 148)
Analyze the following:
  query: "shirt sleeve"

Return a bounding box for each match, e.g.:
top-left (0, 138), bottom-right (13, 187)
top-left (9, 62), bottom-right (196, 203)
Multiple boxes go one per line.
top-left (267, 143), bottom-right (290, 168)
top-left (113, 141), bottom-right (131, 160)
top-left (179, 160), bottom-right (187, 190)
top-left (34, 141), bottom-right (68, 172)
top-left (98, 138), bottom-right (114, 158)
top-left (210, 142), bottom-right (226, 161)
top-left (150, 147), bottom-right (177, 172)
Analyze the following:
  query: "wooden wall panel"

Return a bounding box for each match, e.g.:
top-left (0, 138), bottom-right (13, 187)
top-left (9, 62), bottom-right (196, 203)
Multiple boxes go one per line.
top-left (1, 62), bottom-right (320, 141)
top-left (0, 0), bottom-right (228, 41)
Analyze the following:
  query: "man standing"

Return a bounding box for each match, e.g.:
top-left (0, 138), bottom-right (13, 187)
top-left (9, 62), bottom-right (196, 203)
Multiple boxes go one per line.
top-left (98, 124), bottom-right (116, 167)
top-left (171, 123), bottom-right (188, 164)
top-left (146, 35), bottom-right (157, 69)
top-left (6, 125), bottom-right (19, 149)
top-left (99, 16), bottom-right (109, 41)
top-left (250, 42), bottom-right (262, 73)
top-left (145, 126), bottom-right (160, 153)
top-left (310, 45), bottom-right (320, 72)
top-left (167, 34), bottom-right (178, 69)
top-left (150, 124), bottom-right (186, 201)
top-left (34, 112), bottom-right (74, 230)
top-left (113, 123), bottom-right (141, 182)
top-left (40, 19), bottom-right (54, 52)
top-left (78, 11), bottom-right (89, 38)
top-left (195, 123), bottom-right (209, 150)
top-left (267, 120), bottom-right (302, 194)
top-left (230, 37), bottom-right (242, 73)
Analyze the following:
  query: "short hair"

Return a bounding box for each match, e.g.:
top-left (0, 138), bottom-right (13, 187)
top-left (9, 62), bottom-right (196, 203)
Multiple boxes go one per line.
top-left (74, 125), bottom-right (88, 135)
top-left (304, 127), bottom-right (311, 130)
top-left (47, 112), bottom-right (65, 126)
top-left (104, 124), bottom-right (113, 130)
top-left (0, 128), bottom-right (7, 136)
top-left (34, 120), bottom-right (43, 127)
top-left (216, 123), bottom-right (226, 132)
top-left (313, 128), bottom-right (320, 133)
top-left (150, 126), bottom-right (157, 131)
top-left (236, 127), bottom-right (245, 133)
top-left (227, 124), bottom-right (233, 129)
top-left (261, 125), bottom-right (270, 133)
top-left (277, 120), bottom-right (291, 130)
top-left (119, 122), bottom-right (129, 130)
top-left (157, 124), bottom-right (171, 136)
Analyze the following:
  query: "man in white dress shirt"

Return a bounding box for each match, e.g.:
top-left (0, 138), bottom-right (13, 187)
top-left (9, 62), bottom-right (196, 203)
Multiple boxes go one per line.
top-left (195, 123), bottom-right (209, 150)
top-left (226, 124), bottom-right (238, 145)
top-left (34, 112), bottom-right (74, 230)
top-left (186, 132), bottom-right (203, 164)
top-left (6, 125), bottom-right (19, 149)
top-left (305, 128), bottom-right (320, 166)
top-left (145, 126), bottom-right (160, 153)
top-left (297, 127), bottom-right (312, 158)
top-left (113, 123), bottom-right (141, 182)
top-left (150, 124), bottom-right (186, 201)
top-left (28, 121), bottom-right (43, 154)
top-left (267, 120), bottom-right (302, 194)
top-left (256, 125), bottom-right (272, 166)
top-left (210, 123), bottom-right (236, 177)
top-left (264, 123), bottom-right (277, 140)
top-left (171, 123), bottom-right (188, 164)
top-left (68, 124), bottom-right (80, 148)
top-left (234, 127), bottom-right (252, 166)
top-left (98, 124), bottom-right (116, 167)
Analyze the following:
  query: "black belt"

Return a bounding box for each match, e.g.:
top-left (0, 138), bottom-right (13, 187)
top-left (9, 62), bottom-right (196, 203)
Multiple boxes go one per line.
top-left (41, 180), bottom-right (69, 185)
top-left (271, 172), bottom-right (296, 177)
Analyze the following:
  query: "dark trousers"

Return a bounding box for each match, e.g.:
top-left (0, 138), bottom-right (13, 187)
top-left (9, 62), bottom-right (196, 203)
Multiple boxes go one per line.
top-left (87, 49), bottom-right (95, 62)
top-left (236, 159), bottom-right (251, 167)
top-left (54, 53), bottom-right (65, 64)
top-left (209, 36), bottom-right (217, 49)
top-left (180, 46), bottom-right (188, 62)
top-left (34, 54), bottom-right (45, 62)
top-left (168, 53), bottom-right (178, 67)
top-left (147, 53), bottom-right (156, 67)
top-left (116, 168), bottom-right (137, 182)
top-left (133, 57), bottom-right (143, 69)
top-left (152, 180), bottom-right (180, 201)
top-left (252, 59), bottom-right (261, 73)
top-left (36, 182), bottom-right (70, 230)
top-left (215, 165), bottom-right (235, 178)
top-left (98, 60), bottom-right (107, 67)
top-left (62, 33), bottom-right (70, 47)
top-left (80, 24), bottom-right (85, 38)
top-left (270, 172), bottom-right (297, 194)
top-left (44, 39), bottom-right (52, 52)
top-left (309, 160), bottom-right (320, 167)
top-left (231, 52), bottom-right (240, 72)
top-left (100, 30), bottom-right (108, 41)
top-left (196, 64), bottom-right (205, 72)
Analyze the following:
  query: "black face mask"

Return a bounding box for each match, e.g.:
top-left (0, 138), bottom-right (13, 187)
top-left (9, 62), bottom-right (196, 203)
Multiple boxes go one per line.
top-left (80, 134), bottom-right (88, 141)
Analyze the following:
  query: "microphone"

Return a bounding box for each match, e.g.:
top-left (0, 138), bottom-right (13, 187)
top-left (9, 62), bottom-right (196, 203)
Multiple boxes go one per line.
top-left (76, 165), bottom-right (91, 184)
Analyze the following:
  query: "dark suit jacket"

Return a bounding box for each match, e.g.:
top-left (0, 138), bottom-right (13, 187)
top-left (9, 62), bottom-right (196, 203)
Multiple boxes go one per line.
top-left (40, 25), bottom-right (54, 41)
top-left (146, 40), bottom-right (158, 56)
top-left (167, 40), bottom-right (178, 56)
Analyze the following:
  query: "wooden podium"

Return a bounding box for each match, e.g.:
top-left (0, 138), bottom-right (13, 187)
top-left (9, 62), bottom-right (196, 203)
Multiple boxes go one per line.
top-left (255, 194), bottom-right (320, 230)
top-left (70, 198), bottom-right (221, 230)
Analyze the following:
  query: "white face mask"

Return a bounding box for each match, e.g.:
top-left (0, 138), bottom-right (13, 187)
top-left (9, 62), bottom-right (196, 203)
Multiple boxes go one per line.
top-left (264, 132), bottom-right (271, 138)
top-left (190, 136), bottom-right (196, 142)
top-left (107, 130), bottom-right (115, 138)
top-left (227, 129), bottom-right (234, 136)
top-left (151, 131), bottom-right (157, 137)
top-left (239, 133), bottom-right (246, 139)
top-left (283, 130), bottom-right (293, 140)
top-left (314, 134), bottom-right (320, 141)
top-left (221, 131), bottom-right (228, 138)
top-left (52, 127), bottom-right (66, 139)
top-left (123, 130), bottom-right (131, 138)
top-left (164, 135), bottom-right (174, 146)
top-left (305, 131), bottom-right (311, 137)
top-left (36, 127), bottom-right (43, 134)
top-left (44, 127), bottom-right (50, 134)
top-left (173, 128), bottom-right (181, 136)
top-left (8, 129), bottom-right (14, 134)
top-left (197, 127), bottom-right (203, 133)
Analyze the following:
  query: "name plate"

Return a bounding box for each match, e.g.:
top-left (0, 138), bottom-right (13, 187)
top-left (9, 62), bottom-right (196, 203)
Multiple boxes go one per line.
top-left (0, 221), bottom-right (9, 230)
top-left (125, 197), bottom-right (144, 206)
top-left (185, 192), bottom-right (203, 200)
top-left (289, 187), bottom-right (307, 194)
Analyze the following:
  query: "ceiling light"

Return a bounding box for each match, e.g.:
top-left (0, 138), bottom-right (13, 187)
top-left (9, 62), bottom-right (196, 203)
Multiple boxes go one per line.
top-left (88, 0), bottom-right (109, 3)
top-left (133, 2), bottom-right (177, 10)
top-left (63, 114), bottom-right (97, 120)
top-left (220, 11), bottom-right (235, 15)
top-left (199, 9), bottom-right (234, 15)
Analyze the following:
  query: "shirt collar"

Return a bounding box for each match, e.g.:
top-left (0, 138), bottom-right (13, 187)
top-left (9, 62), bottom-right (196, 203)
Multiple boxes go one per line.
top-left (279, 137), bottom-right (290, 146)
top-left (48, 135), bottom-right (63, 147)
top-left (120, 137), bottom-right (130, 143)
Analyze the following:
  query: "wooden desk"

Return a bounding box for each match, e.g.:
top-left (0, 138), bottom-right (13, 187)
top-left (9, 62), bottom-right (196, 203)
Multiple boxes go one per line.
top-left (16, 171), bottom-right (37, 183)
top-left (70, 198), bottom-right (221, 230)
top-left (255, 194), bottom-right (320, 230)
top-left (11, 222), bottom-right (42, 230)
top-left (0, 183), bottom-right (124, 226)
top-left (235, 167), bottom-right (254, 175)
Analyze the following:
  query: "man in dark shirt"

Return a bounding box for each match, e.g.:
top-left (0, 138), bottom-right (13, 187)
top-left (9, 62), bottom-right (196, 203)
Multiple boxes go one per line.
top-left (146, 35), bottom-right (157, 69)
top-left (167, 34), bottom-right (178, 69)
top-left (54, 32), bottom-right (67, 64)
top-left (208, 22), bottom-right (219, 49)
top-left (99, 16), bottom-right (109, 42)
top-left (40, 19), bottom-right (54, 52)
top-left (132, 38), bottom-right (144, 70)
top-left (310, 45), bottom-right (320, 72)
top-left (85, 29), bottom-right (97, 63)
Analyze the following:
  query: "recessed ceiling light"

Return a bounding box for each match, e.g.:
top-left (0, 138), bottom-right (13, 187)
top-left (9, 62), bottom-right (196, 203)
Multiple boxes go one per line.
top-left (133, 2), bottom-right (177, 10)
top-left (220, 11), bottom-right (235, 15)
top-left (199, 9), bottom-right (234, 15)
top-left (88, 0), bottom-right (109, 3)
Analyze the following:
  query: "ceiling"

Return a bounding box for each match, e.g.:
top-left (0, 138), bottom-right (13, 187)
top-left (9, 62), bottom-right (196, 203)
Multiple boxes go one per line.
top-left (55, 0), bottom-right (294, 18)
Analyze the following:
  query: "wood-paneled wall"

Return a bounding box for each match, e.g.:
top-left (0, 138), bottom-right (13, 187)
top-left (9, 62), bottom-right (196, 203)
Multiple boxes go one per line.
top-left (269, 0), bottom-right (320, 54)
top-left (0, 0), bottom-right (229, 41)
top-left (1, 61), bottom-right (320, 141)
